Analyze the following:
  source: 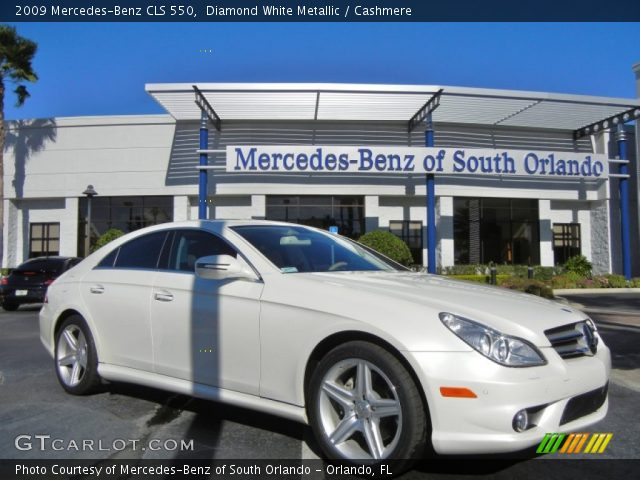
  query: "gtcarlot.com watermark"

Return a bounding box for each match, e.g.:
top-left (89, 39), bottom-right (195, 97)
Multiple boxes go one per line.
top-left (15, 434), bottom-right (194, 452)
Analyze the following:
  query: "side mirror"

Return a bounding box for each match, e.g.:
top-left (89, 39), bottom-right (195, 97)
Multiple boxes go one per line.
top-left (195, 255), bottom-right (256, 281)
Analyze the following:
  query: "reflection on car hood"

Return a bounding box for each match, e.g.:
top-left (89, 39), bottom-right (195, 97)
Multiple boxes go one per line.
top-left (298, 271), bottom-right (585, 337)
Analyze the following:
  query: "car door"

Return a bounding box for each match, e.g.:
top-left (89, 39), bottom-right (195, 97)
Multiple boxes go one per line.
top-left (150, 228), bottom-right (263, 395)
top-left (80, 231), bottom-right (169, 372)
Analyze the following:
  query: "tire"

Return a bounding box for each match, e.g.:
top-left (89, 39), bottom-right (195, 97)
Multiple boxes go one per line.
top-left (1, 301), bottom-right (19, 311)
top-left (308, 341), bottom-right (427, 471)
top-left (54, 315), bottom-right (101, 395)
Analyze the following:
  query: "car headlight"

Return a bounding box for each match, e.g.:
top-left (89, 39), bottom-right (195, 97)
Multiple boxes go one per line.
top-left (439, 312), bottom-right (547, 367)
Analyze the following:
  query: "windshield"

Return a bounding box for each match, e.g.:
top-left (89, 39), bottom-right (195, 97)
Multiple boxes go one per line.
top-left (232, 225), bottom-right (405, 273)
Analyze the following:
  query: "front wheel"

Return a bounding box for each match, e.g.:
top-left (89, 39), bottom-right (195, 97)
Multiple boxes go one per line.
top-left (54, 315), bottom-right (101, 395)
top-left (308, 341), bottom-right (427, 470)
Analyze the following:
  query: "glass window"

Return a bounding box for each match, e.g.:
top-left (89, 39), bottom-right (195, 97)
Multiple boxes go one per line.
top-left (113, 231), bottom-right (168, 270)
top-left (68, 258), bottom-right (82, 269)
top-left (389, 220), bottom-right (423, 265)
top-left (553, 223), bottom-right (581, 265)
top-left (454, 198), bottom-right (540, 265)
top-left (97, 249), bottom-right (119, 269)
top-left (265, 196), bottom-right (364, 239)
top-left (15, 258), bottom-right (66, 274)
top-left (78, 196), bottom-right (173, 257)
top-left (167, 230), bottom-right (236, 273)
top-left (29, 223), bottom-right (60, 258)
top-left (232, 225), bottom-right (398, 273)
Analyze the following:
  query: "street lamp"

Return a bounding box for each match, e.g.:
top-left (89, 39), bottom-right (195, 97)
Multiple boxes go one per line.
top-left (82, 185), bottom-right (98, 256)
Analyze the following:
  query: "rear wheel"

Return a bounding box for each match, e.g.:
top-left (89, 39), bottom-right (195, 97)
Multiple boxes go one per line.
top-left (1, 301), bottom-right (19, 311)
top-left (55, 315), bottom-right (101, 395)
top-left (308, 341), bottom-right (427, 471)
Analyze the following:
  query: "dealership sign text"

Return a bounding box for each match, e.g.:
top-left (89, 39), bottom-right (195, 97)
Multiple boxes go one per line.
top-left (227, 146), bottom-right (608, 179)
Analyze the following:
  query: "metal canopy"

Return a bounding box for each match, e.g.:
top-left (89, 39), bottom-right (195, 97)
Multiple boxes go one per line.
top-left (146, 82), bottom-right (640, 132)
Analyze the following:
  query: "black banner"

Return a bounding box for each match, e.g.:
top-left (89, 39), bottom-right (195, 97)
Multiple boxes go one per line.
top-left (2, 459), bottom-right (640, 480)
top-left (1, 0), bottom-right (640, 22)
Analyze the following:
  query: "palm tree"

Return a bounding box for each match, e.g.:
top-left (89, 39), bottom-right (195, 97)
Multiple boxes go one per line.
top-left (0, 25), bottom-right (38, 266)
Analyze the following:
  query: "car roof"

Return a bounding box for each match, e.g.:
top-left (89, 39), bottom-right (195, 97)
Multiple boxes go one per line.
top-left (182, 219), bottom-right (298, 227)
top-left (141, 219), bottom-right (312, 232)
top-left (21, 256), bottom-right (79, 262)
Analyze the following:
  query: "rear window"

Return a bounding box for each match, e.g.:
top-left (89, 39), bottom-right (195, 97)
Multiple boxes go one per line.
top-left (15, 258), bottom-right (66, 274)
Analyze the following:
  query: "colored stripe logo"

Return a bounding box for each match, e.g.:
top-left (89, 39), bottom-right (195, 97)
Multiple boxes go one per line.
top-left (537, 433), bottom-right (613, 454)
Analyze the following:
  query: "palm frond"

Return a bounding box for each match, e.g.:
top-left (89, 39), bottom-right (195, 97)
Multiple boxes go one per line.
top-left (14, 85), bottom-right (30, 106)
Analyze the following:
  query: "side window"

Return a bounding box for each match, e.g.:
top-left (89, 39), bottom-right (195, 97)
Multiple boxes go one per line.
top-left (113, 231), bottom-right (168, 270)
top-left (168, 230), bottom-right (236, 273)
top-left (97, 250), bottom-right (118, 268)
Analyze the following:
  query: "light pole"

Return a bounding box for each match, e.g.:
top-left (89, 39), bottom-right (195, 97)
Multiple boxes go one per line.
top-left (82, 185), bottom-right (98, 256)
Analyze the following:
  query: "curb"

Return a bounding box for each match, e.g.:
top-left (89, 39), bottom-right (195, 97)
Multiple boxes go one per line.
top-left (553, 288), bottom-right (640, 295)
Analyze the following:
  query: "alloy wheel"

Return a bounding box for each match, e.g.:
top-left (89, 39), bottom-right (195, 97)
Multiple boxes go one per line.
top-left (317, 358), bottom-right (402, 460)
top-left (56, 324), bottom-right (88, 387)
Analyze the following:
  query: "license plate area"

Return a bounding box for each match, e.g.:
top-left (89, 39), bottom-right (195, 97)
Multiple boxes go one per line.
top-left (15, 290), bottom-right (28, 296)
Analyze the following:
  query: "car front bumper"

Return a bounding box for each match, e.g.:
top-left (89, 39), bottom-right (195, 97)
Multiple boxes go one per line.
top-left (407, 343), bottom-right (611, 455)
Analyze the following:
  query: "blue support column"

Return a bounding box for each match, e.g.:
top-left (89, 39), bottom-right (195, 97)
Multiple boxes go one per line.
top-left (425, 114), bottom-right (436, 274)
top-left (616, 124), bottom-right (631, 280)
top-left (198, 111), bottom-right (209, 220)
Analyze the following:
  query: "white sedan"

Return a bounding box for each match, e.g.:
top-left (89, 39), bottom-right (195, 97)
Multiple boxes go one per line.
top-left (40, 220), bottom-right (610, 468)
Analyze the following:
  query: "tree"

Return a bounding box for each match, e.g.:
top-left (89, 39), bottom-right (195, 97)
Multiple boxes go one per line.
top-left (0, 25), bottom-right (38, 266)
top-left (358, 230), bottom-right (414, 267)
top-left (91, 228), bottom-right (124, 253)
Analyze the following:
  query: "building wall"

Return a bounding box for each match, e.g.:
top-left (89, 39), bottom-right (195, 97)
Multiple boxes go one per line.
top-left (2, 114), bottom-right (624, 271)
top-left (2, 115), bottom-right (177, 266)
top-left (548, 200), bottom-right (595, 267)
top-left (3, 198), bottom-right (78, 266)
top-left (3, 115), bottom-right (177, 200)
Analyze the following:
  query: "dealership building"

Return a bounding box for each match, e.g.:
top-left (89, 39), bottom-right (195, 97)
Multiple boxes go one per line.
top-left (3, 77), bottom-right (640, 276)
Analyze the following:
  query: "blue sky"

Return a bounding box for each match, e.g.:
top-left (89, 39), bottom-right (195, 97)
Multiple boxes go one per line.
top-left (4, 22), bottom-right (640, 120)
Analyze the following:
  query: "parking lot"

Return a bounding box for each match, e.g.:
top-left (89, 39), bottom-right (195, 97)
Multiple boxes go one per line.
top-left (1, 297), bottom-right (639, 478)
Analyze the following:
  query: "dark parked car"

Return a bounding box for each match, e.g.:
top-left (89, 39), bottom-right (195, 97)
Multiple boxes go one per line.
top-left (0, 257), bottom-right (82, 311)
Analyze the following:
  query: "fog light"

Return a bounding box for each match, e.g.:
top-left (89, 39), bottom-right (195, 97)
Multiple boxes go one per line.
top-left (513, 409), bottom-right (528, 432)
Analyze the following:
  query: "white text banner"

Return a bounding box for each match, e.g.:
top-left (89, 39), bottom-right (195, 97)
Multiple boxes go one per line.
top-left (226, 146), bottom-right (609, 179)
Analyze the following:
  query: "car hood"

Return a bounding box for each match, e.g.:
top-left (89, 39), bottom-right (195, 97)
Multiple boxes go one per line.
top-left (292, 271), bottom-right (586, 346)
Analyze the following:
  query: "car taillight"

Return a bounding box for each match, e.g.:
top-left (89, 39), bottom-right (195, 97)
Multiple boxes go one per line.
top-left (0, 277), bottom-right (8, 285)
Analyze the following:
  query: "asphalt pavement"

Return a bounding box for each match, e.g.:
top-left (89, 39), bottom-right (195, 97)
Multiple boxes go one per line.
top-left (0, 295), bottom-right (639, 479)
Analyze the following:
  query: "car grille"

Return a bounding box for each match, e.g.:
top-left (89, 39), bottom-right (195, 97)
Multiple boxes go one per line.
top-left (560, 383), bottom-right (608, 425)
top-left (544, 320), bottom-right (598, 359)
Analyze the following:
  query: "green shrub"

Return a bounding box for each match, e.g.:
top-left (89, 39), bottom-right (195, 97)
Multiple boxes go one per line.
top-left (632, 278), bottom-right (640, 288)
top-left (551, 271), bottom-right (586, 289)
top-left (495, 275), bottom-right (515, 286)
top-left (563, 255), bottom-right (592, 278)
top-left (446, 274), bottom-right (487, 283)
top-left (440, 264), bottom-right (559, 280)
top-left (531, 266), bottom-right (558, 281)
top-left (592, 275), bottom-right (610, 288)
top-left (440, 265), bottom-right (485, 275)
top-left (91, 228), bottom-right (125, 253)
top-left (605, 274), bottom-right (628, 288)
top-left (358, 230), bottom-right (413, 266)
top-left (499, 277), bottom-right (554, 299)
top-left (446, 274), bottom-right (511, 285)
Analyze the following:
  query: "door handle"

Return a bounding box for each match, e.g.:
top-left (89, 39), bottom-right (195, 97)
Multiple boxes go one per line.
top-left (89, 285), bottom-right (104, 294)
top-left (154, 291), bottom-right (174, 302)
